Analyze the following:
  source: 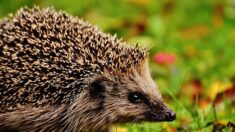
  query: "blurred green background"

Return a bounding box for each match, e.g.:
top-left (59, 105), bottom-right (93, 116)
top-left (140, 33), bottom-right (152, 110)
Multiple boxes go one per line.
top-left (1, 0), bottom-right (235, 131)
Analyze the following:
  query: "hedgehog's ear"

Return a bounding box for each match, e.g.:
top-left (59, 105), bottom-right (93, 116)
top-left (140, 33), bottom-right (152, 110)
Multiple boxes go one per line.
top-left (89, 77), bottom-right (108, 99)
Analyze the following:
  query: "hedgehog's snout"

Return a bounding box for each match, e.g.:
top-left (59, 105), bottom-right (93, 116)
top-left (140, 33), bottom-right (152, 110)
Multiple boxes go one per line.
top-left (165, 110), bottom-right (176, 122)
top-left (160, 105), bottom-right (176, 122)
top-left (146, 102), bottom-right (176, 122)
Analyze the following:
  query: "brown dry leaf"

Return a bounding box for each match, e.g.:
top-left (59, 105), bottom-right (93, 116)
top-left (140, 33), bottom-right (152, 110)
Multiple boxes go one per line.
top-left (179, 25), bottom-right (210, 40)
top-left (214, 85), bottom-right (235, 104)
top-left (198, 98), bottom-right (211, 108)
top-left (206, 81), bottom-right (232, 100)
top-left (126, 0), bottom-right (150, 6)
top-left (212, 121), bottom-right (235, 132)
top-left (212, 3), bottom-right (224, 27)
top-left (183, 45), bottom-right (198, 58)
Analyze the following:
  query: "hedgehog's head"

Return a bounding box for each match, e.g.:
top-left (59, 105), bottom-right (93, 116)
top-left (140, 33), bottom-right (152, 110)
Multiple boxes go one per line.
top-left (86, 59), bottom-right (176, 125)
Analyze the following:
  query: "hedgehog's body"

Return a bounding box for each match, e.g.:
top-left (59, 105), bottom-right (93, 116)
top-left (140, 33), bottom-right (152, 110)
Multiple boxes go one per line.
top-left (0, 7), bottom-right (175, 132)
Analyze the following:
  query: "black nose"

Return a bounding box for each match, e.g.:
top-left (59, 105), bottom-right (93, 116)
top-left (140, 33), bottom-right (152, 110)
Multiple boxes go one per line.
top-left (166, 111), bottom-right (176, 121)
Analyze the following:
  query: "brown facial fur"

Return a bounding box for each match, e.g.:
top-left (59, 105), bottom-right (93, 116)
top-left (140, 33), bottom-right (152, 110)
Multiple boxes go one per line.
top-left (0, 7), bottom-right (175, 132)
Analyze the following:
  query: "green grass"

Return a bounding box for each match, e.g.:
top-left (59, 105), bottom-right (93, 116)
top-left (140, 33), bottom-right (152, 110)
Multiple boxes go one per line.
top-left (1, 0), bottom-right (235, 131)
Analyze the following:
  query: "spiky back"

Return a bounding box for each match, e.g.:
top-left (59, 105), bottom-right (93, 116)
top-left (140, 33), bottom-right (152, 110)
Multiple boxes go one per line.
top-left (0, 7), bottom-right (147, 112)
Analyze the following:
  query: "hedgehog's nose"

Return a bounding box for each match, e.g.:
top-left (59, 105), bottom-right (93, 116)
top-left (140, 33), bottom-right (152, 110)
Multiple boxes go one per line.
top-left (165, 111), bottom-right (176, 121)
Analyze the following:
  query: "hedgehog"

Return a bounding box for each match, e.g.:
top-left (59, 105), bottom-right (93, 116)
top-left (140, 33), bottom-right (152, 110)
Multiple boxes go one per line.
top-left (0, 7), bottom-right (176, 132)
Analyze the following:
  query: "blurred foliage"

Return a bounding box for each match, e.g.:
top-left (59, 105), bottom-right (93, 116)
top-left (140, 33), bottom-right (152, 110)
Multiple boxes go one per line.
top-left (1, 0), bottom-right (235, 131)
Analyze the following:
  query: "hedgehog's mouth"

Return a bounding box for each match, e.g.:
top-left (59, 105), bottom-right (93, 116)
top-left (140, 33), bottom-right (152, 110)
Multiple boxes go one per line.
top-left (145, 110), bottom-right (176, 122)
top-left (112, 111), bottom-right (176, 124)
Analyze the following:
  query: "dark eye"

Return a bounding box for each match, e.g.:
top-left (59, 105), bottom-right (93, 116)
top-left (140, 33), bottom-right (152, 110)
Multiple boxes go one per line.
top-left (128, 92), bottom-right (143, 103)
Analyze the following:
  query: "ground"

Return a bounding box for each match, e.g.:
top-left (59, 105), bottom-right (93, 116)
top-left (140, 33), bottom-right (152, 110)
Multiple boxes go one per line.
top-left (0, 0), bottom-right (235, 131)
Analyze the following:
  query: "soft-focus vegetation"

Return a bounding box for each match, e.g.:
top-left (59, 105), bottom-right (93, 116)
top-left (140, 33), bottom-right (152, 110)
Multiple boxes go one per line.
top-left (1, 0), bottom-right (235, 131)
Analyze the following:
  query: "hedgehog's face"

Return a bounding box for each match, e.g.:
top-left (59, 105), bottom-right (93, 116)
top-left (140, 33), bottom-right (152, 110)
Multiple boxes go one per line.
top-left (88, 61), bottom-right (176, 125)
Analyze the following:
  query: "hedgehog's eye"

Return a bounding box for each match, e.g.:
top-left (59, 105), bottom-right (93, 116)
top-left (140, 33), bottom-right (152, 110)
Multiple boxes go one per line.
top-left (128, 92), bottom-right (143, 103)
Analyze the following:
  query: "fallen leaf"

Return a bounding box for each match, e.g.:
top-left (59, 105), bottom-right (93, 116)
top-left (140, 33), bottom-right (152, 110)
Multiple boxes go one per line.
top-left (207, 81), bottom-right (232, 100)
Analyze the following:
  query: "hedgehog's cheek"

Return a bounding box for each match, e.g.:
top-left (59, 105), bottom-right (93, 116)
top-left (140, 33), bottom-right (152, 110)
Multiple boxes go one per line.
top-left (108, 104), bottom-right (147, 123)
